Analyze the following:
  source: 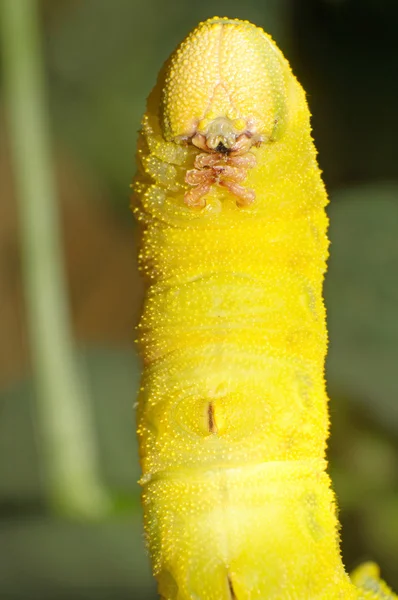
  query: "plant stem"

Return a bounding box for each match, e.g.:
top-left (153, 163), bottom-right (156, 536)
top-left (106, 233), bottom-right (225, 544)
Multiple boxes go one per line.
top-left (0, 0), bottom-right (110, 517)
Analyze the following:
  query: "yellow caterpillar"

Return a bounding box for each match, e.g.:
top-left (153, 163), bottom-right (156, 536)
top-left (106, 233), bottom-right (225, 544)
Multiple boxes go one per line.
top-left (132, 17), bottom-right (397, 600)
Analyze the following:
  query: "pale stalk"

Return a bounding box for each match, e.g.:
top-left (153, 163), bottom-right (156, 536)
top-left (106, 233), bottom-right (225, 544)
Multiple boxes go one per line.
top-left (0, 0), bottom-right (110, 517)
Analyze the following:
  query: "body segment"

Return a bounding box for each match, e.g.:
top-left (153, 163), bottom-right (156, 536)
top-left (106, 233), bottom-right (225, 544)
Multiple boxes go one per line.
top-left (133, 17), bottom-right (396, 600)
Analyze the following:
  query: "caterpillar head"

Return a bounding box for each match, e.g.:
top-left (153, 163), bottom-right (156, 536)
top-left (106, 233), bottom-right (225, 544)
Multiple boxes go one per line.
top-left (158, 17), bottom-right (290, 207)
top-left (160, 17), bottom-right (289, 154)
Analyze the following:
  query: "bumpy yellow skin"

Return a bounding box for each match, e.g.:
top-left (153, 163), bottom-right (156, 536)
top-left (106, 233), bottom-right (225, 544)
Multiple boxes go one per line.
top-left (133, 17), bottom-right (396, 600)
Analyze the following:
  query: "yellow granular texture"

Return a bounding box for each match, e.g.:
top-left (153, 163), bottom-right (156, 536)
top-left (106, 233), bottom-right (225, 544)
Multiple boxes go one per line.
top-left (133, 17), bottom-right (397, 600)
top-left (161, 18), bottom-right (287, 142)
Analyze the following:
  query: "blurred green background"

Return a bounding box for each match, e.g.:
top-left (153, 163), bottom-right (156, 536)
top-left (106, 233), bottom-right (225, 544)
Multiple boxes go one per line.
top-left (0, 1), bottom-right (397, 598)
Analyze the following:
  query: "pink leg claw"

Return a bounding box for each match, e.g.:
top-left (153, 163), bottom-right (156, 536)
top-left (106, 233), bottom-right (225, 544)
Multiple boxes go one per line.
top-left (184, 151), bottom-right (257, 208)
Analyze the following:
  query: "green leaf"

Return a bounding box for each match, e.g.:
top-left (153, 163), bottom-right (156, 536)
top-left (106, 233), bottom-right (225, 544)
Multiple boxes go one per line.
top-left (0, 346), bottom-right (142, 504)
top-left (0, 514), bottom-right (156, 599)
top-left (326, 182), bottom-right (398, 431)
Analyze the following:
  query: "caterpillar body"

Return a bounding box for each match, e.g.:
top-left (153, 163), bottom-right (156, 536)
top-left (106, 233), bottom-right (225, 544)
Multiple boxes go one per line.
top-left (132, 17), bottom-right (397, 600)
